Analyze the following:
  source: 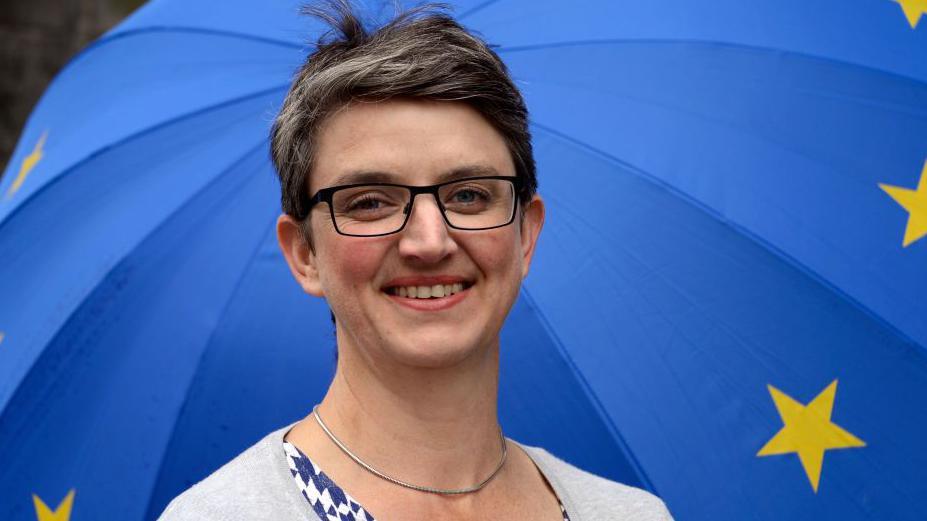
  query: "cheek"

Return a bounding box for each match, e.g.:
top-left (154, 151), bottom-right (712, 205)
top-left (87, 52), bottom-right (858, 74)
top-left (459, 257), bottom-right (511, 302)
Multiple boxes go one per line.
top-left (317, 237), bottom-right (390, 294)
top-left (469, 230), bottom-right (523, 281)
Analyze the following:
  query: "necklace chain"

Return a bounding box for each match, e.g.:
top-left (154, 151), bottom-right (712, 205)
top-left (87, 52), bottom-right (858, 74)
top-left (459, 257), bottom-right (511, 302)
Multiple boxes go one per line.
top-left (312, 404), bottom-right (507, 495)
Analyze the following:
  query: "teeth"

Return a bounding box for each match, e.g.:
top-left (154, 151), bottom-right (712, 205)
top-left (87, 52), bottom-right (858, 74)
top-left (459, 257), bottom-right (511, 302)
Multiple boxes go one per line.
top-left (389, 283), bottom-right (468, 299)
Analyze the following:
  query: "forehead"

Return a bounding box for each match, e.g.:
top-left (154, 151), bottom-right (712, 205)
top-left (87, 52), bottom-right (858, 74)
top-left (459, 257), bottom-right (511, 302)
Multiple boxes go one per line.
top-left (309, 99), bottom-right (515, 191)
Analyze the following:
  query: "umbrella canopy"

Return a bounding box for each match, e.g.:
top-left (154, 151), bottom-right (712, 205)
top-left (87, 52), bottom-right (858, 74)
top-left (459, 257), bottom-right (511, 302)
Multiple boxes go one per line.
top-left (1, 1), bottom-right (926, 520)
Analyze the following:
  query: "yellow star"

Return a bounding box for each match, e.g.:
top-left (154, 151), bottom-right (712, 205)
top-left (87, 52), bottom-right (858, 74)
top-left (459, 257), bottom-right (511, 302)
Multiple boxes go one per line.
top-left (32, 489), bottom-right (75, 521)
top-left (895, 0), bottom-right (927, 28)
top-left (757, 380), bottom-right (865, 493)
top-left (6, 131), bottom-right (48, 200)
top-left (880, 159), bottom-right (927, 247)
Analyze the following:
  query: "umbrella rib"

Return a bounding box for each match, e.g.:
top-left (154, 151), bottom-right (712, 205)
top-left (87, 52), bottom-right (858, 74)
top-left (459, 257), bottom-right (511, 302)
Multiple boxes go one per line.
top-left (94, 26), bottom-right (304, 52)
top-left (142, 211), bottom-right (280, 521)
top-left (517, 286), bottom-right (659, 493)
top-left (497, 38), bottom-right (927, 87)
top-left (24, 27), bottom-right (302, 118)
top-left (0, 84), bottom-right (289, 235)
top-left (530, 120), bottom-right (927, 357)
top-left (459, 0), bottom-right (504, 20)
top-left (0, 136), bottom-right (273, 420)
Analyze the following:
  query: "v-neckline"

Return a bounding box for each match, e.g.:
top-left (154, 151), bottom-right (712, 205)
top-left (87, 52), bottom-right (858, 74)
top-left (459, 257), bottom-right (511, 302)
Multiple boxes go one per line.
top-left (281, 437), bottom-right (574, 521)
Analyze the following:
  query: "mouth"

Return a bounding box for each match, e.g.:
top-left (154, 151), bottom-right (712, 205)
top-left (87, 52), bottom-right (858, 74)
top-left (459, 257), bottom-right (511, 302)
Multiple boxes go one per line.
top-left (383, 281), bottom-right (474, 299)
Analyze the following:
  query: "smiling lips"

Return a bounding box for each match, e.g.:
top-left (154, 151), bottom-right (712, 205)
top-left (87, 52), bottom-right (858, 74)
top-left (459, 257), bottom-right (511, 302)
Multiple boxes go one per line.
top-left (387, 283), bottom-right (465, 299)
top-left (382, 276), bottom-right (473, 310)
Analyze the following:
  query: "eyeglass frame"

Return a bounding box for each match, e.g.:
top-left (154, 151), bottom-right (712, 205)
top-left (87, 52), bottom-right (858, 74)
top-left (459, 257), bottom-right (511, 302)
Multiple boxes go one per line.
top-left (304, 175), bottom-right (526, 237)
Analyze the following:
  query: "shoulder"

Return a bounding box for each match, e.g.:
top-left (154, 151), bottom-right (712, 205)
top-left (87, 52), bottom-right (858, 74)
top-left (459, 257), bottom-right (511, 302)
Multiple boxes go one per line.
top-left (157, 424), bottom-right (311, 521)
top-left (517, 443), bottom-right (674, 521)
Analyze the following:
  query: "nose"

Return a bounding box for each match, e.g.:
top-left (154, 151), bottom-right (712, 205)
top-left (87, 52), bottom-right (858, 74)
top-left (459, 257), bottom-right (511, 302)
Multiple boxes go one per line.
top-left (397, 193), bottom-right (458, 263)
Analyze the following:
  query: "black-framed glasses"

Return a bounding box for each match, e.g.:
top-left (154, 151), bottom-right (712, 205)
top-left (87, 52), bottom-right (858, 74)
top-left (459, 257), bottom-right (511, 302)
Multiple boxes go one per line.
top-left (306, 176), bottom-right (523, 237)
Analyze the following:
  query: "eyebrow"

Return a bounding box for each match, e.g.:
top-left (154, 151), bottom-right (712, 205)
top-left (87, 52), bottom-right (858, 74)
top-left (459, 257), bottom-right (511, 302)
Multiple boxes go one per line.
top-left (330, 164), bottom-right (505, 186)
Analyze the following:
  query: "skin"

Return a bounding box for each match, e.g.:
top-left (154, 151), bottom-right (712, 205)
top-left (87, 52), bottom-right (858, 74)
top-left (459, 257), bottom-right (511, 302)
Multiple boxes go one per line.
top-left (277, 98), bottom-right (557, 520)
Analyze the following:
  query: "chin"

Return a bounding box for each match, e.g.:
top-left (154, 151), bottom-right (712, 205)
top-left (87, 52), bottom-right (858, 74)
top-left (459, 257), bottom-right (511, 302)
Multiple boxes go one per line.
top-left (386, 336), bottom-right (490, 370)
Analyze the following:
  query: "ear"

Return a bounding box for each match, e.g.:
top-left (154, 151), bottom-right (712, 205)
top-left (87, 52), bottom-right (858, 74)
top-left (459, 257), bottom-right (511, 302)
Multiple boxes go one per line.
top-left (518, 194), bottom-right (545, 280)
top-left (276, 213), bottom-right (325, 297)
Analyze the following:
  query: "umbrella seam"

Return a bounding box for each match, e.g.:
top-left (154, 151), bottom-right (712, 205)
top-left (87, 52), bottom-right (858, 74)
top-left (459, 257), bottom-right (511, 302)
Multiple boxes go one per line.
top-left (142, 210), bottom-right (281, 521)
top-left (529, 120), bottom-right (927, 359)
top-left (97, 26), bottom-right (306, 51)
top-left (0, 125), bottom-right (276, 413)
top-left (522, 79), bottom-right (925, 325)
top-left (518, 286), bottom-right (660, 495)
top-left (497, 38), bottom-right (927, 87)
top-left (0, 138), bottom-right (272, 516)
top-left (459, 0), bottom-right (504, 20)
top-left (0, 27), bottom-right (302, 174)
top-left (0, 85), bottom-right (288, 235)
top-left (50, 26), bottom-right (303, 98)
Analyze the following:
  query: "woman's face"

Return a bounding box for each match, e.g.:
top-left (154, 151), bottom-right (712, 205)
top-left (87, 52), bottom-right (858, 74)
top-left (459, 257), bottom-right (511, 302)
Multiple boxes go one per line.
top-left (278, 99), bottom-right (544, 369)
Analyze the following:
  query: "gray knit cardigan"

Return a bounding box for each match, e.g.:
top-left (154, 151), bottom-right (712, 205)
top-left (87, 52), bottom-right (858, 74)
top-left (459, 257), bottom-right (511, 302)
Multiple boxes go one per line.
top-left (158, 422), bottom-right (673, 521)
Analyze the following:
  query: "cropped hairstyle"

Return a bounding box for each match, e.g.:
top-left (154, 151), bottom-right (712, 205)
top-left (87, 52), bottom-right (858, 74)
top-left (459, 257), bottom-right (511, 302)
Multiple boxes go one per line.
top-left (270, 0), bottom-right (536, 238)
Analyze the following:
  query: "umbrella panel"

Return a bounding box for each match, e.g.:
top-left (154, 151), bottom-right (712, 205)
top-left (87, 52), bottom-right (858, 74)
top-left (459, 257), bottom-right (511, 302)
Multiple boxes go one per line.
top-left (0, 99), bottom-right (282, 520)
top-left (525, 127), bottom-right (927, 519)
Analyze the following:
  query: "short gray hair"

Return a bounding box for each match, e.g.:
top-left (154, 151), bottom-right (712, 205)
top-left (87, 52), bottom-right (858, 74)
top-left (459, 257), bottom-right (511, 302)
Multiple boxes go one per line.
top-left (270, 1), bottom-right (536, 226)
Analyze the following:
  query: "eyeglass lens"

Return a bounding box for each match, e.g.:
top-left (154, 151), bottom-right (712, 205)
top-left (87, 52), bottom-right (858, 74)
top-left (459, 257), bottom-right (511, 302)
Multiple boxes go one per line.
top-left (330, 178), bottom-right (516, 236)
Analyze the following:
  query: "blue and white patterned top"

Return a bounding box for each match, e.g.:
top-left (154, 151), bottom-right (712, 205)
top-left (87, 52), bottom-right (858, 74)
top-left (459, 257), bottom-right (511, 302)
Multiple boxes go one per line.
top-left (283, 441), bottom-right (571, 521)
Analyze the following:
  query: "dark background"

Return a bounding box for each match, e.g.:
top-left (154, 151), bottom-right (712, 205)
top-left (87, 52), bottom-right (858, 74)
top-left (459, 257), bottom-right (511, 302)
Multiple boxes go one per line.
top-left (1, 0), bottom-right (144, 177)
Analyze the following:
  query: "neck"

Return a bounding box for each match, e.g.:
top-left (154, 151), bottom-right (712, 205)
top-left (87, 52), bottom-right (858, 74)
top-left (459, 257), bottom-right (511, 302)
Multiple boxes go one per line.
top-left (313, 334), bottom-right (503, 491)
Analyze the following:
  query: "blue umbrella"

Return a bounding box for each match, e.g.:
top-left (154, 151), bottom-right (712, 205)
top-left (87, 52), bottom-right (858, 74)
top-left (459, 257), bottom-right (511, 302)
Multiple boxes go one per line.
top-left (2, 1), bottom-right (926, 520)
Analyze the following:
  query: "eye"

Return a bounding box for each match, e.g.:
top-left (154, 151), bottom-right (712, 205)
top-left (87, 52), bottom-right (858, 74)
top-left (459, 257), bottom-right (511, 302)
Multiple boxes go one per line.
top-left (348, 195), bottom-right (387, 211)
top-left (447, 187), bottom-right (490, 205)
top-left (334, 189), bottom-right (405, 224)
top-left (453, 189), bottom-right (480, 203)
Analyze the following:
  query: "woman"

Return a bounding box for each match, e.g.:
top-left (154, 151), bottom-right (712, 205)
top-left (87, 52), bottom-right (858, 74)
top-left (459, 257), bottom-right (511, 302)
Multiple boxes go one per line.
top-left (159, 2), bottom-right (673, 520)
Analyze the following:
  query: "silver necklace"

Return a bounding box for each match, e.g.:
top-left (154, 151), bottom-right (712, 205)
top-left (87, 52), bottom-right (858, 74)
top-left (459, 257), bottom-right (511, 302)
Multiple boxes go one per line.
top-left (312, 404), bottom-right (507, 495)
